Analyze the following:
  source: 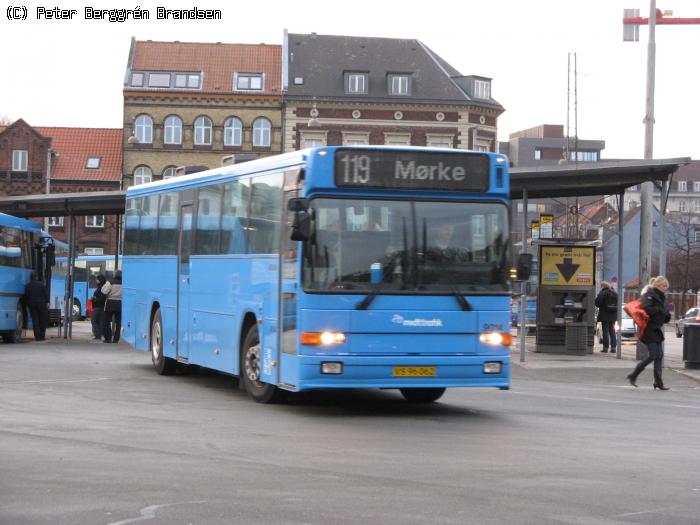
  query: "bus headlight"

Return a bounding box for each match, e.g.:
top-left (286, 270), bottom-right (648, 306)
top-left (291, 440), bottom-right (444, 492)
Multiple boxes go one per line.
top-left (301, 332), bottom-right (346, 346)
top-left (479, 332), bottom-right (512, 346)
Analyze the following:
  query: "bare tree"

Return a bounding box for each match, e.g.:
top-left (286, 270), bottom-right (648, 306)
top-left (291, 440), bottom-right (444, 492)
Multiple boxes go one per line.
top-left (0, 115), bottom-right (14, 125)
top-left (666, 210), bottom-right (700, 308)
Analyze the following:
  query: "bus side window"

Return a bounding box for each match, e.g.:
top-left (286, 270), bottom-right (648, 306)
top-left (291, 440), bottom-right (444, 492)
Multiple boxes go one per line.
top-left (157, 191), bottom-right (180, 255)
top-left (125, 198), bottom-right (141, 256)
top-left (248, 173), bottom-right (283, 254)
top-left (221, 179), bottom-right (248, 255)
top-left (139, 195), bottom-right (159, 256)
top-left (194, 184), bottom-right (223, 255)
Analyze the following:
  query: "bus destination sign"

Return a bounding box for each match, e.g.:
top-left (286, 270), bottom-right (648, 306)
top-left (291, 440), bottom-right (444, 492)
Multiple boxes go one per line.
top-left (334, 149), bottom-right (490, 191)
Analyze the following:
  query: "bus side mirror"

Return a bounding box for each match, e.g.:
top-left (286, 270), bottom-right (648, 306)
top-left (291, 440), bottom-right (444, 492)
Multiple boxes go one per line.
top-left (289, 198), bottom-right (311, 242)
top-left (516, 253), bottom-right (533, 281)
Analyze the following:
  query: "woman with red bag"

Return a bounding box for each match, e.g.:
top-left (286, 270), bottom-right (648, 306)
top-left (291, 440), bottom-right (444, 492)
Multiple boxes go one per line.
top-left (626, 276), bottom-right (671, 390)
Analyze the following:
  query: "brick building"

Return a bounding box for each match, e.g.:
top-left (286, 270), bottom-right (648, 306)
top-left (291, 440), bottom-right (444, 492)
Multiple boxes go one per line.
top-left (122, 39), bottom-right (283, 188)
top-left (283, 32), bottom-right (503, 151)
top-left (0, 119), bottom-right (122, 254)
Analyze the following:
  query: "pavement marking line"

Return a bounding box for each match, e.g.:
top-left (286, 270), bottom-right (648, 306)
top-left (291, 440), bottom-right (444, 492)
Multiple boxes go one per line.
top-left (615, 506), bottom-right (677, 518)
top-left (509, 390), bottom-right (700, 411)
top-left (0, 377), bottom-right (113, 385)
top-left (106, 501), bottom-right (207, 525)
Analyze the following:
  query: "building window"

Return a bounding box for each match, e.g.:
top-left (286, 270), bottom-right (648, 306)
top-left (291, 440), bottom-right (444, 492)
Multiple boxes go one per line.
top-left (86, 157), bottom-right (101, 169)
top-left (570, 151), bottom-right (598, 162)
top-left (48, 216), bottom-right (63, 227)
top-left (130, 72), bottom-right (144, 87)
top-left (389, 74), bottom-right (410, 95)
top-left (695, 230), bottom-right (700, 243)
top-left (534, 148), bottom-right (542, 160)
top-left (148, 73), bottom-right (171, 88)
top-left (301, 131), bottom-right (327, 148)
top-left (252, 118), bottom-right (271, 147)
top-left (134, 115), bottom-right (153, 144)
top-left (695, 200), bottom-right (700, 213)
top-left (383, 132), bottom-right (411, 146)
top-left (475, 145), bottom-right (489, 152)
top-left (679, 200), bottom-right (687, 212)
top-left (162, 166), bottom-right (176, 179)
top-left (134, 166), bottom-right (152, 185)
top-left (694, 181), bottom-right (700, 193)
top-left (85, 215), bottom-right (105, 228)
top-left (174, 73), bottom-right (200, 89)
top-left (163, 116), bottom-right (182, 145)
top-left (342, 131), bottom-right (370, 146)
top-left (474, 79), bottom-right (491, 99)
top-left (84, 247), bottom-right (104, 256)
top-left (12, 150), bottom-right (28, 171)
top-left (346, 73), bottom-right (368, 94)
top-left (235, 73), bottom-right (263, 91)
top-left (426, 134), bottom-right (454, 148)
top-left (194, 116), bottom-right (213, 145)
top-left (224, 117), bottom-right (243, 146)
top-left (629, 185), bottom-right (638, 192)
top-left (678, 181), bottom-right (687, 192)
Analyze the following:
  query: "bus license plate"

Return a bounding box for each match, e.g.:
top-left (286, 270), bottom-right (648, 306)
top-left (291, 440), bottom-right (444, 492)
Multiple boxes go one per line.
top-left (392, 366), bottom-right (436, 377)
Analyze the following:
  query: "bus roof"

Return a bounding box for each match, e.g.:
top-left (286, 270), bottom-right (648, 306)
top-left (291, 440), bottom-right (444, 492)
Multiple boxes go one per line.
top-left (126, 146), bottom-right (506, 198)
top-left (0, 212), bottom-right (42, 231)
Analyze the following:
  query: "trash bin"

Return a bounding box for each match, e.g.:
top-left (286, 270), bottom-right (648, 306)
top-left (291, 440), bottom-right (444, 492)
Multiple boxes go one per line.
top-left (683, 322), bottom-right (700, 369)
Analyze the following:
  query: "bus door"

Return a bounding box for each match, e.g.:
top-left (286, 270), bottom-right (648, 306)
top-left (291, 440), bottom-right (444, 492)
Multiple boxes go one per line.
top-left (277, 171), bottom-right (302, 388)
top-left (177, 203), bottom-right (193, 361)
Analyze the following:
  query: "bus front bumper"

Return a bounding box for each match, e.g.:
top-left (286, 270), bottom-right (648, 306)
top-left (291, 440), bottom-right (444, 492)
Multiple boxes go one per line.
top-left (291, 354), bottom-right (510, 391)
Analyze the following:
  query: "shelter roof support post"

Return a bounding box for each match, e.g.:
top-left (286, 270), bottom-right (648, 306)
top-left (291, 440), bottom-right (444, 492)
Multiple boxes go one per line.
top-left (63, 213), bottom-right (73, 338)
top-left (114, 214), bottom-right (121, 272)
top-left (67, 214), bottom-right (76, 340)
top-left (616, 191), bottom-right (624, 359)
top-left (520, 188), bottom-right (528, 363)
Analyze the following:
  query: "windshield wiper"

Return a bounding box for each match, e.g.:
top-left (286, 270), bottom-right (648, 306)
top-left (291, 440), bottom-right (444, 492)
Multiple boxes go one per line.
top-left (451, 286), bottom-right (472, 311)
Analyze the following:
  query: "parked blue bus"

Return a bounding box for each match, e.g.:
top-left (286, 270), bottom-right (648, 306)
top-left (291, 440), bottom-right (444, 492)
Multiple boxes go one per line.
top-left (123, 147), bottom-right (513, 403)
top-left (51, 253), bottom-right (121, 319)
top-left (0, 213), bottom-right (55, 342)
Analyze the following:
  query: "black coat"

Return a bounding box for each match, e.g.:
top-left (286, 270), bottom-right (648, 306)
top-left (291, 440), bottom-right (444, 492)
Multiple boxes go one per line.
top-left (24, 280), bottom-right (49, 308)
top-left (595, 287), bottom-right (618, 322)
top-left (640, 287), bottom-right (671, 344)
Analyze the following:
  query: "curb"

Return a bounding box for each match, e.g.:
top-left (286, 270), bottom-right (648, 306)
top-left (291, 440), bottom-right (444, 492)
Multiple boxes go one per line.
top-left (669, 367), bottom-right (700, 383)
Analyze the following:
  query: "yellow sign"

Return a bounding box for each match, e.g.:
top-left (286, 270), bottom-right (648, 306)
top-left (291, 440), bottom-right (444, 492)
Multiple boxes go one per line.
top-left (539, 245), bottom-right (595, 286)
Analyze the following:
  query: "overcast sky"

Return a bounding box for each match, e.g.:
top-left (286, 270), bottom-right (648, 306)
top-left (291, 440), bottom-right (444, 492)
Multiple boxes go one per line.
top-left (3, 0), bottom-right (699, 160)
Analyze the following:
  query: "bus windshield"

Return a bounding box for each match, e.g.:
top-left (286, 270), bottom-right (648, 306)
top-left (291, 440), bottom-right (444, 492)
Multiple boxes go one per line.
top-left (302, 198), bottom-right (509, 293)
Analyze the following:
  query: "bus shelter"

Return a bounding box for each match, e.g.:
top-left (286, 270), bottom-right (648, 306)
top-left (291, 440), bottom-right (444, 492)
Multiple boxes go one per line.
top-left (0, 190), bottom-right (125, 338)
top-left (510, 157), bottom-right (690, 362)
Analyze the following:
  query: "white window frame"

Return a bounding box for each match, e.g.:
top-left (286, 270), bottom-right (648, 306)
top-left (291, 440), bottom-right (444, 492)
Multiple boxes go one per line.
top-left (389, 75), bottom-right (410, 95)
top-left (383, 132), bottom-right (411, 146)
top-left (85, 215), bottom-right (105, 228)
top-left (84, 247), bottom-right (104, 256)
top-left (48, 216), bottom-right (63, 227)
top-left (164, 116), bottom-right (182, 145)
top-left (347, 73), bottom-right (367, 94)
top-left (12, 150), bottom-right (28, 172)
top-left (235, 73), bottom-right (263, 91)
top-left (426, 134), bottom-right (454, 148)
top-left (678, 180), bottom-right (687, 192)
top-left (133, 166), bottom-right (153, 186)
top-left (85, 157), bottom-right (101, 169)
top-left (694, 181), bottom-right (700, 193)
top-left (252, 118), bottom-right (271, 147)
top-left (679, 200), bottom-right (687, 212)
top-left (474, 79), bottom-right (491, 99)
top-left (301, 131), bottom-right (327, 149)
top-left (194, 116), bottom-right (213, 145)
top-left (224, 117), bottom-right (243, 146)
top-left (342, 131), bottom-right (370, 146)
top-left (695, 200), bottom-right (700, 213)
top-left (162, 167), bottom-right (176, 179)
top-left (134, 115), bottom-right (153, 144)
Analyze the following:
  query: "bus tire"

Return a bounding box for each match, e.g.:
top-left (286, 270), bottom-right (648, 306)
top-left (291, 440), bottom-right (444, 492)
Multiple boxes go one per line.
top-left (241, 324), bottom-right (286, 404)
top-left (151, 309), bottom-right (176, 376)
top-left (399, 388), bottom-right (446, 403)
top-left (3, 302), bottom-right (24, 343)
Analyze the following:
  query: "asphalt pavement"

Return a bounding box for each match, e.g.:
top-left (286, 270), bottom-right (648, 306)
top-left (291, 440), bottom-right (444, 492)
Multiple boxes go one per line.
top-left (0, 322), bottom-right (698, 525)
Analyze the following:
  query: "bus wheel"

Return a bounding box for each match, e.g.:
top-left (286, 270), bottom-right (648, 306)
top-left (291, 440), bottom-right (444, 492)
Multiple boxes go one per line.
top-left (72, 300), bottom-right (82, 321)
top-left (3, 303), bottom-right (24, 343)
top-left (241, 324), bottom-right (286, 404)
top-left (399, 388), bottom-right (446, 403)
top-left (151, 309), bottom-right (176, 375)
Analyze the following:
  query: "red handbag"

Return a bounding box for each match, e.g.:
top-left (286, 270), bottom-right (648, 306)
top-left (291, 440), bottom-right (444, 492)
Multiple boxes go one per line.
top-left (624, 300), bottom-right (649, 340)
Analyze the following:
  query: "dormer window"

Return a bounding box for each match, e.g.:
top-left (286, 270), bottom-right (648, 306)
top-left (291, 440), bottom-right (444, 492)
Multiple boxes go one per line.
top-left (130, 72), bottom-right (144, 87)
top-left (174, 73), bottom-right (200, 89)
top-left (86, 157), bottom-right (101, 169)
top-left (474, 79), bottom-right (491, 99)
top-left (388, 74), bottom-right (411, 96)
top-left (235, 73), bottom-right (263, 91)
top-left (148, 73), bottom-right (171, 88)
top-left (345, 72), bottom-right (368, 94)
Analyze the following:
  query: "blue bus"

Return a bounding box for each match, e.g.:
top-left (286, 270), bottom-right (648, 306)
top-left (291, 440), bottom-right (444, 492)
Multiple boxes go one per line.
top-left (51, 253), bottom-right (121, 319)
top-left (0, 213), bottom-right (55, 342)
top-left (123, 147), bottom-right (513, 403)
